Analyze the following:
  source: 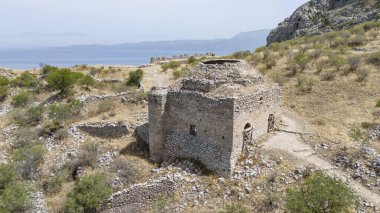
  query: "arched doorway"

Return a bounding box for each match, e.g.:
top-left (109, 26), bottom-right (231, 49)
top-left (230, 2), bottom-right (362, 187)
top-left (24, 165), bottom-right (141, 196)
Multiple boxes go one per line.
top-left (242, 123), bottom-right (253, 153)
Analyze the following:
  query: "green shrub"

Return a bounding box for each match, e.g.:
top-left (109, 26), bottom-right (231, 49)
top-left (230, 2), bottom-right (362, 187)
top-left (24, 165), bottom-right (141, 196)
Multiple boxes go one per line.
top-left (187, 56), bottom-right (196, 64)
top-left (349, 126), bottom-right (364, 141)
top-left (0, 86), bottom-right (7, 102)
top-left (329, 56), bottom-right (347, 72)
top-left (296, 75), bottom-right (316, 92)
top-left (220, 203), bottom-right (247, 213)
top-left (16, 105), bottom-right (43, 127)
top-left (168, 61), bottom-right (181, 69)
top-left (41, 64), bottom-right (59, 76)
top-left (13, 144), bottom-right (46, 179)
top-left (0, 76), bottom-right (9, 86)
top-left (367, 51), bottom-right (380, 67)
top-left (43, 171), bottom-right (67, 195)
top-left (76, 142), bottom-right (99, 168)
top-left (126, 69), bottom-right (144, 87)
top-left (79, 74), bottom-right (96, 89)
top-left (0, 181), bottom-right (30, 212)
top-left (356, 68), bottom-right (369, 83)
top-left (161, 63), bottom-right (170, 72)
top-left (49, 99), bottom-right (83, 121)
top-left (233, 51), bottom-right (251, 59)
top-left (321, 72), bottom-right (335, 81)
top-left (13, 127), bottom-right (39, 148)
top-left (172, 68), bottom-right (189, 80)
top-left (347, 55), bottom-right (361, 73)
top-left (293, 53), bottom-right (310, 71)
top-left (267, 71), bottom-right (287, 86)
top-left (41, 119), bottom-right (61, 136)
top-left (376, 100), bottom-right (380, 108)
top-left (47, 68), bottom-right (76, 93)
top-left (285, 172), bottom-right (356, 213)
top-left (12, 72), bottom-right (38, 88)
top-left (64, 173), bottom-right (112, 213)
top-left (0, 164), bottom-right (19, 191)
top-left (11, 90), bottom-right (33, 107)
top-left (348, 35), bottom-right (366, 46)
top-left (263, 51), bottom-right (277, 69)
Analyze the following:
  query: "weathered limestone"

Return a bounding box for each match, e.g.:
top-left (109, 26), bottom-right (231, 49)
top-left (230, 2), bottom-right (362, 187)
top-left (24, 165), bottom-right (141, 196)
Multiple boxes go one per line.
top-left (148, 60), bottom-right (282, 177)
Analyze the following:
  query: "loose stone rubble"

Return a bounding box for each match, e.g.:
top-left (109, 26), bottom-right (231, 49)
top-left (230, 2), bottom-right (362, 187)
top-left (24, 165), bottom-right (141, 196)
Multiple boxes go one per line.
top-left (71, 121), bottom-right (129, 139)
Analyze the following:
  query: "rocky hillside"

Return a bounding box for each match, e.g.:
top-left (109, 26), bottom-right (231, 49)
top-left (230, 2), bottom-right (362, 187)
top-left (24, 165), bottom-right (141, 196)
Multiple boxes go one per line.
top-left (267, 0), bottom-right (380, 44)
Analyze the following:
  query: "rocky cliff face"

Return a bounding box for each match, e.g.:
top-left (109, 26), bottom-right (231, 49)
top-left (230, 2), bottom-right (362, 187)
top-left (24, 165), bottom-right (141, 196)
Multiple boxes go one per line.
top-left (267, 0), bottom-right (380, 44)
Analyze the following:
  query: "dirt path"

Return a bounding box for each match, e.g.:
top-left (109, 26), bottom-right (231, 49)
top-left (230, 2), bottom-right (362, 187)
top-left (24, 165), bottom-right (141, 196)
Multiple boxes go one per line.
top-left (264, 113), bottom-right (380, 208)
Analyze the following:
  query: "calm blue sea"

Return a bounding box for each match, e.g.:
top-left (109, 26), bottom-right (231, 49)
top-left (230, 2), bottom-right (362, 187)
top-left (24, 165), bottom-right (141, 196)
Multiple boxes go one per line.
top-left (0, 49), bottom-right (230, 70)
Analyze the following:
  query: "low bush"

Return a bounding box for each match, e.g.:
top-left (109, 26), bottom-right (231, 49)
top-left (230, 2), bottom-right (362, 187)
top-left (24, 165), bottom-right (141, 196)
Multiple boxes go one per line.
top-left (161, 63), bottom-right (170, 72)
top-left (0, 86), bottom-right (7, 102)
top-left (0, 181), bottom-right (30, 212)
top-left (187, 56), bottom-right (196, 64)
top-left (13, 144), bottom-right (46, 179)
top-left (49, 99), bottom-right (83, 122)
top-left (296, 75), bottom-right (316, 92)
top-left (126, 69), bottom-right (144, 87)
top-left (285, 172), bottom-right (356, 212)
top-left (0, 76), bottom-right (9, 86)
top-left (76, 142), bottom-right (99, 168)
top-left (347, 55), bottom-right (361, 73)
top-left (13, 127), bottom-right (39, 148)
top-left (41, 64), bottom-right (59, 76)
top-left (172, 67), bottom-right (190, 80)
top-left (11, 90), bottom-right (33, 107)
top-left (233, 51), bottom-right (251, 59)
top-left (64, 173), bottom-right (112, 213)
top-left (329, 56), bottom-right (347, 72)
top-left (168, 61), bottom-right (181, 69)
top-left (267, 71), bottom-right (287, 86)
top-left (16, 105), bottom-right (44, 127)
top-left (293, 53), bottom-right (310, 71)
top-left (55, 128), bottom-right (68, 140)
top-left (348, 35), bottom-right (366, 47)
top-left (43, 171), bottom-right (67, 195)
top-left (367, 51), bottom-right (380, 67)
top-left (78, 74), bottom-right (96, 89)
top-left (113, 157), bottom-right (139, 182)
top-left (12, 72), bottom-right (39, 88)
top-left (355, 68), bottom-right (369, 83)
top-left (0, 164), bottom-right (19, 191)
top-left (349, 126), bottom-right (364, 141)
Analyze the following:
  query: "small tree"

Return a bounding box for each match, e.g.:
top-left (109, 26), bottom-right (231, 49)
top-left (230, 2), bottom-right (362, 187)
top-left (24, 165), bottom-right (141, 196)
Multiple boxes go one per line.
top-left (79, 75), bottom-right (96, 89)
top-left (47, 68), bottom-right (76, 93)
top-left (126, 69), bottom-right (144, 87)
top-left (64, 173), bottom-right (112, 213)
top-left (285, 172), bottom-right (356, 213)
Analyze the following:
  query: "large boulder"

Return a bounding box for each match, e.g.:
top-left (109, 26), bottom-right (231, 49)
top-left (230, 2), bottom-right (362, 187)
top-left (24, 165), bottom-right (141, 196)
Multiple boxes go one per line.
top-left (267, 0), bottom-right (380, 44)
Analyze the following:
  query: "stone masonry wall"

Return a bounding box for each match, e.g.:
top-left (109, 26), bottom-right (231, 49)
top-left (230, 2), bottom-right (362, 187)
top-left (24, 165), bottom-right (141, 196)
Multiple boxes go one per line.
top-left (164, 133), bottom-right (232, 177)
top-left (166, 90), bottom-right (235, 150)
top-left (102, 173), bottom-right (187, 213)
top-left (76, 121), bottom-right (129, 139)
top-left (230, 85), bottom-right (282, 170)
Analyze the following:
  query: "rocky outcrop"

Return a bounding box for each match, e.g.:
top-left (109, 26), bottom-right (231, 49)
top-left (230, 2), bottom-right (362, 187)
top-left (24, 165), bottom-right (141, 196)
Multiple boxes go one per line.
top-left (267, 0), bottom-right (380, 44)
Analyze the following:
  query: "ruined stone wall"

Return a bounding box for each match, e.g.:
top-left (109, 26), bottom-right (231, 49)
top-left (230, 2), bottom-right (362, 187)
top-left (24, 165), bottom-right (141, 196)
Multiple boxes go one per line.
top-left (102, 173), bottom-right (187, 213)
top-left (76, 121), bottom-right (129, 139)
top-left (230, 85), bottom-right (282, 168)
top-left (148, 88), bottom-right (169, 162)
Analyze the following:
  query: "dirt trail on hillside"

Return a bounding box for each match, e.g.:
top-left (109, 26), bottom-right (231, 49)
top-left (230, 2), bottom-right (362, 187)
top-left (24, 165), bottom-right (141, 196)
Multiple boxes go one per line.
top-left (264, 113), bottom-right (380, 208)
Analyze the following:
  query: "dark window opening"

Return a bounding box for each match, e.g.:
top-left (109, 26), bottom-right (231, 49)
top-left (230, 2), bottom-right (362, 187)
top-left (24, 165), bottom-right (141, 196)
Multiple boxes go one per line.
top-left (222, 136), bottom-right (225, 139)
top-left (202, 59), bottom-right (240, 65)
top-left (190, 125), bottom-right (197, 136)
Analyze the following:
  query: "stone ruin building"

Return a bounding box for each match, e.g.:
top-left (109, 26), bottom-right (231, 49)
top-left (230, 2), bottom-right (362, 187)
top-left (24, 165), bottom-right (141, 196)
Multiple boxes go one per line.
top-left (148, 59), bottom-right (281, 177)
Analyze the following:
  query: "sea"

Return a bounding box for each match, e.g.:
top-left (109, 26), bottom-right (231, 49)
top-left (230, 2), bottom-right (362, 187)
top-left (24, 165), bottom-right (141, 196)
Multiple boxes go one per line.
top-left (0, 49), bottom-right (231, 70)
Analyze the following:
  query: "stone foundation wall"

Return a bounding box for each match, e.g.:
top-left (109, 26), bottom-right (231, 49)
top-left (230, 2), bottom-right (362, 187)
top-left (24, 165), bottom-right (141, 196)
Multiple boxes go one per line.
top-left (76, 121), bottom-right (129, 139)
top-left (102, 173), bottom-right (187, 213)
top-left (164, 133), bottom-right (232, 177)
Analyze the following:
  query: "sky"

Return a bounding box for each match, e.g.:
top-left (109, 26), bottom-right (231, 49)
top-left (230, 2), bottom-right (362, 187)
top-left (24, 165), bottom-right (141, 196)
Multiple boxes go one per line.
top-left (0, 0), bottom-right (308, 49)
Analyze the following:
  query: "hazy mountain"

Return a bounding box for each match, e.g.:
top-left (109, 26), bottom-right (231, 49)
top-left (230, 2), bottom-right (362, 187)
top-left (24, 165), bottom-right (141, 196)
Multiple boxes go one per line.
top-left (43, 29), bottom-right (270, 53)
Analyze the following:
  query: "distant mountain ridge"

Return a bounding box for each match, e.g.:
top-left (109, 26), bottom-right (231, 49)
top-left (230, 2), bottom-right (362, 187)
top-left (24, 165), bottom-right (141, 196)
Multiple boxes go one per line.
top-left (44, 29), bottom-right (270, 53)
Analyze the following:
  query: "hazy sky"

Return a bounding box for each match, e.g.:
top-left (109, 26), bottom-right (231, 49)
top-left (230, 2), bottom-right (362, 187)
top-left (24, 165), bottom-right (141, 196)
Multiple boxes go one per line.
top-left (0, 0), bottom-right (308, 49)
